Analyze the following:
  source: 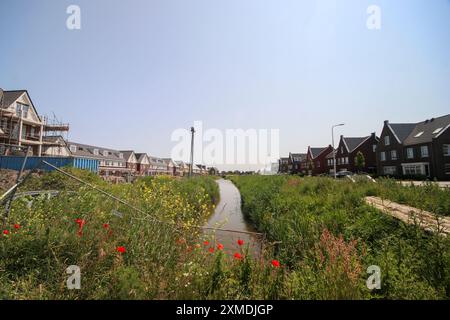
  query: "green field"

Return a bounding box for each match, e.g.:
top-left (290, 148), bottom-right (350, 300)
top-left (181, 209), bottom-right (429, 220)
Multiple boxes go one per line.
top-left (1, 171), bottom-right (449, 299)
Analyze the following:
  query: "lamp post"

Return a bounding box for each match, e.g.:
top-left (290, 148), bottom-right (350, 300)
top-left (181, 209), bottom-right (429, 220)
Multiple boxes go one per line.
top-left (189, 126), bottom-right (195, 178)
top-left (332, 123), bottom-right (345, 179)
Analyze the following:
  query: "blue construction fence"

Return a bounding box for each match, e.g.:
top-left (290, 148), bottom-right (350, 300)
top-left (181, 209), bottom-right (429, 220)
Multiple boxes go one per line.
top-left (0, 156), bottom-right (99, 173)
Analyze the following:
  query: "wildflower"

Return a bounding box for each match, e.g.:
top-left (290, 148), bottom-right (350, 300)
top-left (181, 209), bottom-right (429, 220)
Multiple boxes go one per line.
top-left (208, 247), bottom-right (214, 253)
top-left (237, 239), bottom-right (244, 246)
top-left (3, 230), bottom-right (9, 235)
top-left (103, 223), bottom-right (109, 229)
top-left (217, 243), bottom-right (224, 250)
top-left (14, 224), bottom-right (20, 230)
top-left (195, 244), bottom-right (201, 249)
top-left (116, 246), bottom-right (126, 254)
top-left (271, 259), bottom-right (280, 268)
top-left (234, 253), bottom-right (243, 260)
top-left (203, 240), bottom-right (209, 246)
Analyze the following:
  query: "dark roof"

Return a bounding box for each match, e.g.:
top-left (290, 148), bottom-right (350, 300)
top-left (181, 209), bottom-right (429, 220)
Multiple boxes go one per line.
top-left (343, 137), bottom-right (369, 153)
top-left (325, 149), bottom-right (337, 159)
top-left (67, 141), bottom-right (126, 161)
top-left (310, 147), bottom-right (328, 158)
top-left (388, 123), bottom-right (417, 143)
top-left (120, 150), bottom-right (136, 162)
top-left (1, 90), bottom-right (26, 109)
top-left (403, 114), bottom-right (450, 146)
top-left (289, 153), bottom-right (307, 162)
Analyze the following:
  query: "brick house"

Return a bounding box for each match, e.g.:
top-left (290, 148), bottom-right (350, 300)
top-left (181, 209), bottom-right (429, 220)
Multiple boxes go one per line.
top-left (334, 133), bottom-right (379, 173)
top-left (306, 145), bottom-right (334, 175)
top-left (278, 157), bottom-right (289, 174)
top-left (377, 114), bottom-right (450, 180)
top-left (289, 152), bottom-right (307, 174)
top-left (121, 151), bottom-right (138, 174)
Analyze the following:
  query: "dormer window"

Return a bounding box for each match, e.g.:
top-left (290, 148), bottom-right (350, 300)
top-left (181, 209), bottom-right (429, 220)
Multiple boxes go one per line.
top-left (119, 153), bottom-right (123, 159)
top-left (103, 150), bottom-right (109, 157)
top-left (433, 127), bottom-right (443, 135)
top-left (414, 131), bottom-right (424, 138)
top-left (93, 149), bottom-right (99, 155)
top-left (69, 145), bottom-right (77, 153)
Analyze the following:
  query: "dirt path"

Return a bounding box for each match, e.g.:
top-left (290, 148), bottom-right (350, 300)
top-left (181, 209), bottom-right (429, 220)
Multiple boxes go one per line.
top-left (365, 196), bottom-right (450, 236)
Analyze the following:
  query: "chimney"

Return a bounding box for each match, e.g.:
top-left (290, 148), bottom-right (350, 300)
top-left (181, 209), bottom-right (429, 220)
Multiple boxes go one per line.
top-left (430, 118), bottom-right (435, 122)
top-left (384, 120), bottom-right (389, 125)
top-left (371, 132), bottom-right (376, 138)
top-left (340, 135), bottom-right (343, 139)
top-left (0, 88), bottom-right (3, 107)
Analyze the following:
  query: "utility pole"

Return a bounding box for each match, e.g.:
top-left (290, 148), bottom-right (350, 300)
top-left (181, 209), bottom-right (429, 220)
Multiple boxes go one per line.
top-left (332, 123), bottom-right (345, 179)
top-left (189, 126), bottom-right (195, 178)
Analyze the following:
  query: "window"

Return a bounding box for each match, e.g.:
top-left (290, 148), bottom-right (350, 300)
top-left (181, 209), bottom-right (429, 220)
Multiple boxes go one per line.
top-left (340, 147), bottom-right (344, 153)
top-left (316, 161), bottom-right (320, 168)
top-left (444, 145), bottom-right (450, 156)
top-left (15, 104), bottom-right (21, 117)
top-left (383, 166), bottom-right (396, 175)
top-left (420, 146), bottom-right (429, 158)
top-left (433, 127), bottom-right (443, 135)
top-left (372, 145), bottom-right (376, 152)
top-left (406, 148), bottom-right (414, 159)
top-left (391, 150), bottom-right (397, 160)
top-left (119, 153), bottom-right (123, 159)
top-left (380, 152), bottom-right (386, 161)
top-left (93, 149), bottom-right (99, 156)
top-left (414, 131), bottom-right (424, 138)
top-left (403, 164), bottom-right (426, 176)
top-left (69, 145), bottom-right (77, 153)
top-left (103, 150), bottom-right (109, 157)
top-left (445, 164), bottom-right (450, 175)
top-left (345, 157), bottom-right (349, 164)
top-left (384, 136), bottom-right (390, 146)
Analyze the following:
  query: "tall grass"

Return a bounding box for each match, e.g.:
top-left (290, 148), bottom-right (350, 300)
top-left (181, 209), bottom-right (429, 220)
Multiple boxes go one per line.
top-left (230, 175), bottom-right (450, 299)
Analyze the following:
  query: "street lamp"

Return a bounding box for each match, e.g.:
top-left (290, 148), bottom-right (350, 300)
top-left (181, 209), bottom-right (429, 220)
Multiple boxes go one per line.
top-left (332, 123), bottom-right (345, 179)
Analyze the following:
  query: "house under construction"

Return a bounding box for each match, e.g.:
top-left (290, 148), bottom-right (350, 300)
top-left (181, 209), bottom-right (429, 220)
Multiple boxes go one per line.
top-left (0, 88), bottom-right (69, 156)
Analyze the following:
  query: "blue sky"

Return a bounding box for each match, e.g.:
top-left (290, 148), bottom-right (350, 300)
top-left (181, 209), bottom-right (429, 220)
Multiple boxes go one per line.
top-left (1, 0), bottom-right (449, 170)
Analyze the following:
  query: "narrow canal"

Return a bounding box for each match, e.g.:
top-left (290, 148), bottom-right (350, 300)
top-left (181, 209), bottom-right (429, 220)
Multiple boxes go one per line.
top-left (204, 179), bottom-right (263, 256)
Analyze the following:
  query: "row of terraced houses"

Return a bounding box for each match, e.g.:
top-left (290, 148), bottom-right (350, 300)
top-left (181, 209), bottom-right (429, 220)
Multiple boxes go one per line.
top-left (0, 88), bottom-right (216, 182)
top-left (278, 114), bottom-right (450, 181)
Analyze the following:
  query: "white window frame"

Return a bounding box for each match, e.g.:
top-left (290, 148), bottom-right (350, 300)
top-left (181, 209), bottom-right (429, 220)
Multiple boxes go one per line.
top-left (406, 148), bottom-right (414, 159)
top-left (69, 145), bottom-right (77, 153)
top-left (444, 144), bottom-right (450, 157)
top-left (391, 150), bottom-right (397, 160)
top-left (380, 152), bottom-right (386, 162)
top-left (384, 136), bottom-right (390, 146)
top-left (420, 146), bottom-right (429, 158)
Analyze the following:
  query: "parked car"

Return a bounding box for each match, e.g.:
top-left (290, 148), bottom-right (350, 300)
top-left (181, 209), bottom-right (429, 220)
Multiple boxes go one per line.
top-left (334, 171), bottom-right (354, 178)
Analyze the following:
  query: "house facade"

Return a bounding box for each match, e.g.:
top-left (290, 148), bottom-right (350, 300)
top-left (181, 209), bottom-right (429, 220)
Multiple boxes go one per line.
top-left (121, 151), bottom-right (138, 174)
top-left (334, 133), bottom-right (379, 173)
top-left (0, 89), bottom-right (69, 157)
top-left (377, 114), bottom-right (450, 180)
top-left (278, 157), bottom-right (289, 174)
top-left (289, 152), bottom-right (307, 174)
top-left (67, 142), bottom-right (130, 181)
top-left (306, 145), bottom-right (334, 175)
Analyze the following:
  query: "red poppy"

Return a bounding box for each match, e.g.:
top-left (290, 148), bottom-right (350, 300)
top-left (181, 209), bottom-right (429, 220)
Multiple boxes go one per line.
top-left (208, 247), bottom-right (214, 253)
top-left (237, 239), bottom-right (244, 246)
top-left (234, 253), bottom-right (243, 260)
top-left (271, 259), bottom-right (280, 268)
top-left (3, 230), bottom-right (9, 235)
top-left (14, 224), bottom-right (20, 230)
top-left (203, 240), bottom-right (209, 246)
top-left (103, 223), bottom-right (109, 229)
top-left (217, 243), bottom-right (224, 250)
top-left (116, 246), bottom-right (126, 253)
top-left (77, 230), bottom-right (83, 236)
top-left (75, 219), bottom-right (85, 227)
